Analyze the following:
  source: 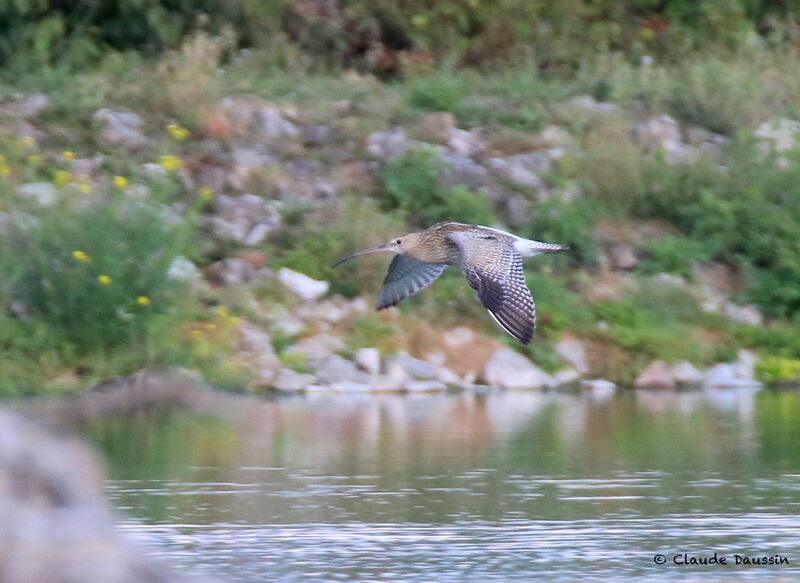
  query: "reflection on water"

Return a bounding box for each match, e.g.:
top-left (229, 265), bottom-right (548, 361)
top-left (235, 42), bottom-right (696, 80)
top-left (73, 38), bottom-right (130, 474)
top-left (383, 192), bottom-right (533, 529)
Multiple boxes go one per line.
top-left (79, 388), bottom-right (800, 582)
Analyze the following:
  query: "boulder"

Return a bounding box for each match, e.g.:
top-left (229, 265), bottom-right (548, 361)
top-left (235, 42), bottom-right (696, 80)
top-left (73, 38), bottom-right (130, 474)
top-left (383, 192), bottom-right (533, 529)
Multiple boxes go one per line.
top-left (92, 109), bottom-right (149, 149)
top-left (485, 152), bottom-right (551, 189)
top-left (236, 322), bottom-right (280, 384)
top-left (272, 368), bottom-right (315, 392)
top-left (554, 336), bottom-right (589, 374)
top-left (580, 379), bottom-right (617, 391)
top-left (366, 128), bottom-right (409, 161)
top-left (278, 268), bottom-right (329, 302)
top-left (553, 368), bottom-right (581, 386)
top-left (484, 348), bottom-right (554, 389)
top-left (755, 118), bottom-right (800, 154)
top-left (722, 303), bottom-right (763, 326)
top-left (0, 93), bottom-right (49, 118)
top-left (208, 194), bottom-right (281, 246)
top-left (313, 355), bottom-right (369, 384)
top-left (354, 348), bottom-right (381, 376)
top-left (284, 333), bottom-right (346, 363)
top-left (393, 354), bottom-right (437, 381)
top-left (704, 363), bottom-right (761, 388)
top-left (634, 360), bottom-right (676, 390)
top-left (18, 182), bottom-right (57, 206)
top-left (671, 361), bottom-right (703, 385)
top-left (0, 410), bottom-right (216, 583)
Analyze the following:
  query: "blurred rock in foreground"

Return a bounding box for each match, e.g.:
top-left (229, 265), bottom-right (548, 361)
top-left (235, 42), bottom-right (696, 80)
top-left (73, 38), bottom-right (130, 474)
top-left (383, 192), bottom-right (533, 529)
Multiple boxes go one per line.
top-left (0, 409), bottom-right (218, 583)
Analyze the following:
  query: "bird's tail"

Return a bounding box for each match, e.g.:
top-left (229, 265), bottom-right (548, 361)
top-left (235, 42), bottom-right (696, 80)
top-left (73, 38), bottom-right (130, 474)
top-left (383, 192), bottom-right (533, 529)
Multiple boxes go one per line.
top-left (516, 239), bottom-right (570, 256)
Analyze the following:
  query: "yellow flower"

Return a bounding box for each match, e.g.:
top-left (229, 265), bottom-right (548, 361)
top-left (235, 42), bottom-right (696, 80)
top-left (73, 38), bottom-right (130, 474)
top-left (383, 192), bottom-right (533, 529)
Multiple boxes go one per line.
top-left (78, 183), bottom-right (92, 194)
top-left (20, 136), bottom-right (36, 148)
top-left (97, 274), bottom-right (112, 285)
top-left (190, 329), bottom-right (204, 338)
top-left (159, 155), bottom-right (183, 172)
top-left (205, 323), bottom-right (218, 332)
top-left (0, 164), bottom-right (9, 177)
top-left (199, 186), bottom-right (214, 200)
top-left (166, 123), bottom-right (190, 141)
top-left (113, 176), bottom-right (129, 189)
top-left (72, 250), bottom-right (91, 263)
top-left (62, 150), bottom-right (76, 160)
top-left (136, 296), bottom-right (151, 306)
top-left (27, 155), bottom-right (41, 164)
top-left (54, 170), bottom-right (72, 186)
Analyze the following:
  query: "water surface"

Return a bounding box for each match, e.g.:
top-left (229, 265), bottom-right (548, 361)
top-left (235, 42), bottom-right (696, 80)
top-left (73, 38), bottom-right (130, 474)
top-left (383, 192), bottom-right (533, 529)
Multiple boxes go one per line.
top-left (79, 387), bottom-right (800, 582)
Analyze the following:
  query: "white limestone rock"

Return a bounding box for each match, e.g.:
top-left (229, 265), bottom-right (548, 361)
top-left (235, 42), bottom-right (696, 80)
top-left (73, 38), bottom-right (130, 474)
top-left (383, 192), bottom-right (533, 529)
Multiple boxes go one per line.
top-left (484, 348), bottom-right (554, 390)
top-left (278, 267), bottom-right (330, 302)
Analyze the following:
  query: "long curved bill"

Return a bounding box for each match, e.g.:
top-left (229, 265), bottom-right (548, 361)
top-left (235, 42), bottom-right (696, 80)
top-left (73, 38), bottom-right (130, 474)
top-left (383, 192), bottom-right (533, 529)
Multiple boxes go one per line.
top-left (331, 244), bottom-right (392, 268)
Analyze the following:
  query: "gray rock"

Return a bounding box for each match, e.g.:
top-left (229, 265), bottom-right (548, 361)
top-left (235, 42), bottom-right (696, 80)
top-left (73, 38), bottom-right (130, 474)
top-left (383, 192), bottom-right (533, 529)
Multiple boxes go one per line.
top-left (0, 93), bottom-right (49, 118)
top-left (209, 194), bottom-right (281, 246)
top-left (228, 144), bottom-right (277, 190)
top-left (236, 322), bottom-right (280, 384)
top-left (554, 336), bottom-right (589, 374)
top-left (704, 363), bottom-right (761, 388)
top-left (633, 114), bottom-right (682, 147)
top-left (366, 128), bottom-right (409, 161)
top-left (755, 118), bottom-right (800, 153)
top-left (92, 108), bottom-right (149, 148)
top-left (0, 410), bottom-right (214, 583)
top-left (537, 125), bottom-right (571, 149)
top-left (484, 348), bottom-right (554, 389)
top-left (18, 182), bottom-right (57, 206)
top-left (553, 368), bottom-right (581, 386)
top-left (439, 152), bottom-right (492, 191)
top-left (672, 361), bottom-right (703, 385)
top-left (211, 257), bottom-right (256, 286)
top-left (355, 348), bottom-right (381, 376)
top-left (257, 106), bottom-right (298, 140)
top-left (167, 256), bottom-right (203, 282)
top-left (446, 128), bottom-right (485, 158)
top-left (278, 268), bottom-right (329, 302)
top-left (722, 302), bottom-right (763, 326)
top-left (313, 355), bottom-right (369, 384)
top-left (581, 378), bottom-right (617, 391)
top-left (436, 367), bottom-right (461, 385)
top-left (485, 152), bottom-right (551, 189)
top-left (394, 354), bottom-right (437, 380)
top-left (404, 380), bottom-right (447, 392)
top-left (285, 333), bottom-right (346, 363)
top-left (608, 243), bottom-right (639, 270)
top-left (634, 360), bottom-right (676, 390)
top-left (272, 368), bottom-right (315, 392)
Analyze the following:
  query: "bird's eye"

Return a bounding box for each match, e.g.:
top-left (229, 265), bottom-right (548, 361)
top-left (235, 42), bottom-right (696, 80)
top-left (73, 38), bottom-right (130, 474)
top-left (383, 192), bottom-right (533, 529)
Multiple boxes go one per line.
top-left (395, 239), bottom-right (402, 245)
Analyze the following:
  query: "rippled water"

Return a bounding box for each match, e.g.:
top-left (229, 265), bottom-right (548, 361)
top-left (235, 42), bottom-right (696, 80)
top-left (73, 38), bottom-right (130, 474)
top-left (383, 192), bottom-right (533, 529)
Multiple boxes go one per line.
top-left (79, 387), bottom-right (800, 582)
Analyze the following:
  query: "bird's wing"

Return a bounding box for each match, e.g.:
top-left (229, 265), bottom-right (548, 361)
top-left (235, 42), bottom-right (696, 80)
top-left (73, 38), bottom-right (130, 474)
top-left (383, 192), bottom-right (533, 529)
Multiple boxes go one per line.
top-left (377, 255), bottom-right (447, 310)
top-left (449, 232), bottom-right (536, 344)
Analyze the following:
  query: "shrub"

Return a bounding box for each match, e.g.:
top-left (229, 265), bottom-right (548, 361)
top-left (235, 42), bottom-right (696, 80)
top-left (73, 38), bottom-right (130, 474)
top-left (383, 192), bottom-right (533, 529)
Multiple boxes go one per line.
top-left (639, 235), bottom-right (710, 280)
top-left (407, 75), bottom-right (464, 112)
top-left (524, 197), bottom-right (602, 269)
top-left (756, 357), bottom-right (800, 384)
top-left (3, 196), bottom-right (195, 354)
top-left (379, 148), bottom-right (496, 227)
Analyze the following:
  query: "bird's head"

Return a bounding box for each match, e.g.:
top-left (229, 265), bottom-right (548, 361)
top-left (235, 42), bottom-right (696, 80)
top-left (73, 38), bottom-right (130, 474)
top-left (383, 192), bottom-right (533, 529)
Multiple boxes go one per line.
top-left (331, 234), bottom-right (414, 268)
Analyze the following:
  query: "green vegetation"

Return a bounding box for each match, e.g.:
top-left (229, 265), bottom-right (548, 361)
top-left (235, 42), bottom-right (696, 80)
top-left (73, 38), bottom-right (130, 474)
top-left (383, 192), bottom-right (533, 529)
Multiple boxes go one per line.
top-left (3, 1), bottom-right (800, 392)
top-left (380, 148), bottom-right (495, 227)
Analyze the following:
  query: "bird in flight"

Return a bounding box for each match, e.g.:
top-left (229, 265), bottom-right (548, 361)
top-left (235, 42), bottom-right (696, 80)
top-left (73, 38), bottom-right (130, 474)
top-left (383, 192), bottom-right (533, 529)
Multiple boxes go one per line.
top-left (332, 222), bottom-right (567, 344)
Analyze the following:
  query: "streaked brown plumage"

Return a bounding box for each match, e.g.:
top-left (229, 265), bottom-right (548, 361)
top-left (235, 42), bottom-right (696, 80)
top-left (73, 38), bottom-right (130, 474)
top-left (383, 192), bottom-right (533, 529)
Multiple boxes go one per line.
top-left (332, 222), bottom-right (568, 344)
